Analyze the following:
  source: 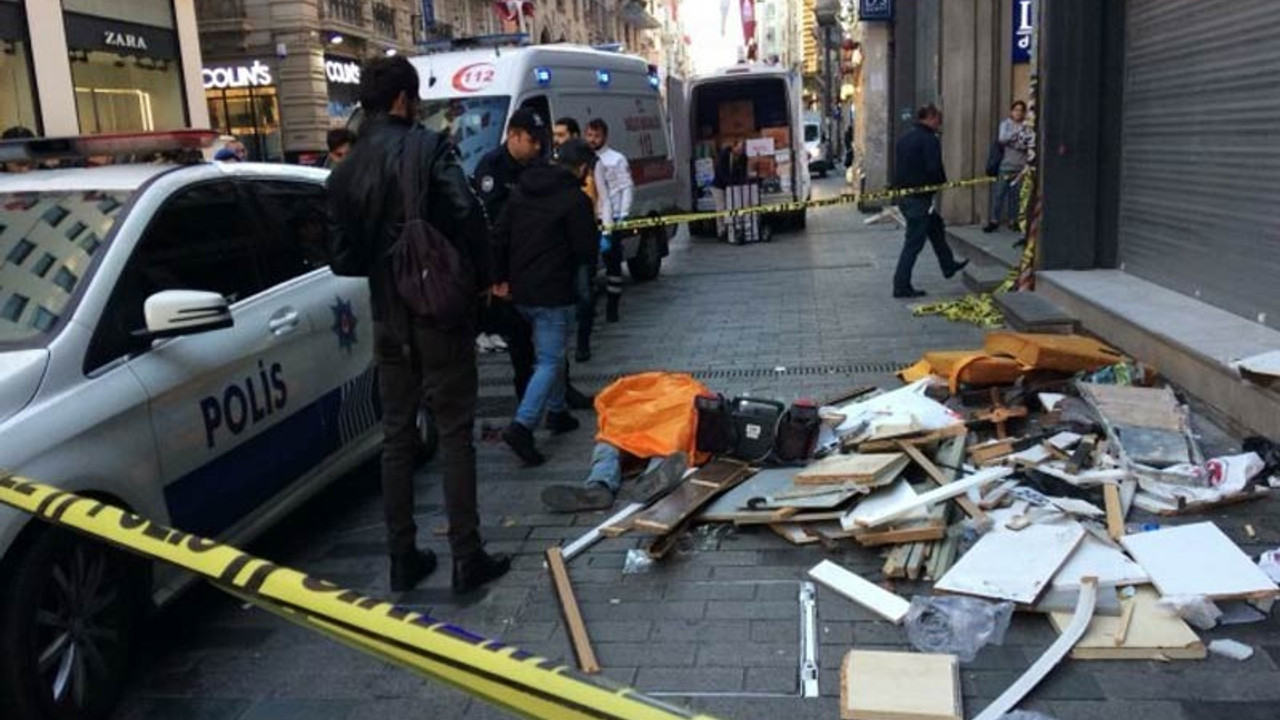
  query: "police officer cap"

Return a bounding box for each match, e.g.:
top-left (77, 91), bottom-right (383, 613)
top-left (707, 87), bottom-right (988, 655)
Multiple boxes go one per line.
top-left (553, 138), bottom-right (597, 170)
top-left (508, 107), bottom-right (547, 136)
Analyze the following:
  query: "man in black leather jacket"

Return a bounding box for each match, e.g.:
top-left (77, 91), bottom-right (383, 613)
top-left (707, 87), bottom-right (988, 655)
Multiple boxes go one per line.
top-left (327, 56), bottom-right (510, 594)
top-left (892, 104), bottom-right (968, 298)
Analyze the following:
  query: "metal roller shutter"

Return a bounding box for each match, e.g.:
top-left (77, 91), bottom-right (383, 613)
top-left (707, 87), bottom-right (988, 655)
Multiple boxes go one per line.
top-left (1119, 0), bottom-right (1280, 327)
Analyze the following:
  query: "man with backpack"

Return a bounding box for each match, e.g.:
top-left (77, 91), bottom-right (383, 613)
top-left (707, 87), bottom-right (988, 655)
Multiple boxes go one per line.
top-left (491, 138), bottom-right (600, 466)
top-left (326, 56), bottom-right (510, 594)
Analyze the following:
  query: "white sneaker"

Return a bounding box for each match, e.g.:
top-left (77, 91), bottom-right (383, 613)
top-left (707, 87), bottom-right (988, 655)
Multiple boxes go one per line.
top-left (476, 334), bottom-right (496, 353)
top-left (488, 334), bottom-right (509, 352)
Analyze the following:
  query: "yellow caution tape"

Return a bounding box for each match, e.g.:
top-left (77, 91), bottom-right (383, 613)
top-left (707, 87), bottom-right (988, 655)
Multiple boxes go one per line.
top-left (0, 474), bottom-right (718, 720)
top-left (606, 176), bottom-right (997, 232)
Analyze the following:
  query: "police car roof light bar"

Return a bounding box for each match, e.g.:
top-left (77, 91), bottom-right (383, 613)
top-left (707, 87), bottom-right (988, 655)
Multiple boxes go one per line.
top-left (0, 129), bottom-right (219, 164)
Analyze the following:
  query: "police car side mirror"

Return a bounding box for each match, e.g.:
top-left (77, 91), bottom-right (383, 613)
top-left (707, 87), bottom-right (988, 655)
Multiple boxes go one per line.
top-left (139, 290), bottom-right (233, 340)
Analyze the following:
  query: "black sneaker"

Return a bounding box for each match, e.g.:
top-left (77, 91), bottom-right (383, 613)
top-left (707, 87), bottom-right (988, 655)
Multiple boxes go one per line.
top-left (565, 385), bottom-right (594, 411)
top-left (452, 551), bottom-right (512, 594)
top-left (982, 222), bottom-right (999, 233)
top-left (545, 410), bottom-right (581, 435)
top-left (502, 422), bottom-right (545, 466)
top-left (892, 288), bottom-right (927, 299)
top-left (630, 452), bottom-right (688, 503)
top-left (541, 484), bottom-right (616, 513)
top-left (389, 548), bottom-right (437, 593)
top-left (943, 258), bottom-right (971, 279)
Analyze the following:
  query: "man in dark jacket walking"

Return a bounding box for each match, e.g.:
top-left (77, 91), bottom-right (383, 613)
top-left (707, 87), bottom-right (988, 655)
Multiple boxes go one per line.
top-left (492, 138), bottom-right (600, 466)
top-left (892, 104), bottom-right (968, 298)
top-left (327, 56), bottom-right (510, 594)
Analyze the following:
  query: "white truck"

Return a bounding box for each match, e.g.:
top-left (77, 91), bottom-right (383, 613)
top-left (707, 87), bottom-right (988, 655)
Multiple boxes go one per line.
top-left (679, 63), bottom-right (812, 235)
top-left (409, 44), bottom-right (683, 281)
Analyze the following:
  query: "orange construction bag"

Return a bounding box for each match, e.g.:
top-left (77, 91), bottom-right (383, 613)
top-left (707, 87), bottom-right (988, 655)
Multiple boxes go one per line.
top-left (594, 372), bottom-right (710, 464)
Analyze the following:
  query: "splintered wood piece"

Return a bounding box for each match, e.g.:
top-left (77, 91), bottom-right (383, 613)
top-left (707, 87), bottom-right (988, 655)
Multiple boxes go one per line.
top-left (630, 459), bottom-right (752, 535)
top-left (1050, 586), bottom-right (1206, 661)
top-left (1103, 484), bottom-right (1125, 541)
top-left (545, 546), bottom-right (600, 674)
top-left (898, 440), bottom-right (987, 523)
top-left (841, 650), bottom-right (962, 720)
top-left (809, 560), bottom-right (911, 624)
top-left (1113, 597), bottom-right (1136, 646)
top-left (795, 453), bottom-right (909, 486)
top-left (854, 423), bottom-right (966, 453)
top-left (969, 438), bottom-right (1017, 465)
top-left (972, 387), bottom-right (1029, 439)
top-left (854, 468), bottom-right (1012, 529)
top-left (1065, 435), bottom-right (1097, 474)
top-left (855, 504), bottom-right (949, 547)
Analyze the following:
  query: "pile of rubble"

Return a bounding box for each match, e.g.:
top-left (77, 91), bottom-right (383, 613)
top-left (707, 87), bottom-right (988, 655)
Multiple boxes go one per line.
top-left (549, 332), bottom-right (1280, 720)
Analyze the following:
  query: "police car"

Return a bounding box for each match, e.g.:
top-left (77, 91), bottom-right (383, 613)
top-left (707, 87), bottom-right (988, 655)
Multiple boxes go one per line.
top-left (0, 131), bottom-right (409, 720)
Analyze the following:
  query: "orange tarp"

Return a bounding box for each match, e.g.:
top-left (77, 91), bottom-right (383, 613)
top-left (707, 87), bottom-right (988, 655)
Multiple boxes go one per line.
top-left (983, 332), bottom-right (1123, 373)
top-left (594, 372), bottom-right (709, 463)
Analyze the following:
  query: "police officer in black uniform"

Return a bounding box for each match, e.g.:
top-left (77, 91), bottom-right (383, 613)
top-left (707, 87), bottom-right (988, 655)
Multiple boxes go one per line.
top-left (472, 107), bottom-right (591, 409)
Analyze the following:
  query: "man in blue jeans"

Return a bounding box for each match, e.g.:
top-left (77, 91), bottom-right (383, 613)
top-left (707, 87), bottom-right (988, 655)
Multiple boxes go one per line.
top-left (892, 104), bottom-right (969, 298)
top-left (492, 138), bottom-right (600, 466)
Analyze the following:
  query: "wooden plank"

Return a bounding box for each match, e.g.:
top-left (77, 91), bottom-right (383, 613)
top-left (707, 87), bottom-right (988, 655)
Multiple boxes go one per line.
top-left (630, 459), bottom-right (752, 534)
top-left (855, 508), bottom-right (948, 547)
top-left (973, 578), bottom-right (1098, 720)
top-left (1078, 383), bottom-right (1184, 432)
top-left (808, 559), bottom-right (911, 624)
top-left (935, 522), bottom-right (1086, 605)
top-left (545, 546), bottom-right (600, 674)
top-left (883, 544), bottom-right (913, 579)
top-left (1121, 522), bottom-right (1280, 600)
top-left (1049, 587), bottom-right (1206, 661)
top-left (841, 480), bottom-right (929, 531)
top-left (969, 438), bottom-right (1016, 465)
top-left (1051, 532), bottom-right (1150, 591)
top-left (855, 423), bottom-right (966, 453)
top-left (1103, 484), bottom-right (1125, 541)
top-left (979, 480), bottom-right (1020, 509)
top-left (1113, 598), bottom-right (1136, 646)
top-left (770, 523), bottom-right (822, 545)
top-left (853, 468), bottom-right (1012, 529)
top-left (898, 441), bottom-right (987, 523)
top-left (841, 650), bottom-right (962, 720)
top-left (906, 542), bottom-right (930, 580)
top-left (795, 453), bottom-right (908, 486)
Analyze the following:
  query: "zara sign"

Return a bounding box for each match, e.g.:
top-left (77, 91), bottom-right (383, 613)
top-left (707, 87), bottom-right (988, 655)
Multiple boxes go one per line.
top-left (203, 60), bottom-right (274, 90)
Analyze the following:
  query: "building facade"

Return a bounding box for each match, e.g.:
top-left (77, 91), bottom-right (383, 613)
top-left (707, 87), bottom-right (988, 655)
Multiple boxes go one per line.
top-left (1, 0), bottom-right (207, 138)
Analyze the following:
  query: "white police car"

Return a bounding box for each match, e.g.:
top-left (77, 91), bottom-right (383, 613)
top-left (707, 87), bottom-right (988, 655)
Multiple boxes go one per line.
top-left (0, 132), bottom-right (403, 720)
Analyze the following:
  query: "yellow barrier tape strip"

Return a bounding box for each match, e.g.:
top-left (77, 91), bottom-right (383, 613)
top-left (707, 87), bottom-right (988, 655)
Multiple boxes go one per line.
top-left (605, 176), bottom-right (997, 232)
top-left (0, 475), bottom-right (718, 720)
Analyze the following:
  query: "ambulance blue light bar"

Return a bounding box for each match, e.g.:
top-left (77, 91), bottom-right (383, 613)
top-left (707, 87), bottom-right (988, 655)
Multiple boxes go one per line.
top-left (0, 130), bottom-right (219, 164)
top-left (597, 69), bottom-right (611, 86)
top-left (534, 66), bottom-right (552, 85)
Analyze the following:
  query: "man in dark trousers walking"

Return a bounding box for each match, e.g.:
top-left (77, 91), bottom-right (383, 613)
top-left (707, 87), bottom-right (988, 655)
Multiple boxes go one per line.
top-left (892, 104), bottom-right (969, 298)
top-left (327, 56), bottom-right (510, 594)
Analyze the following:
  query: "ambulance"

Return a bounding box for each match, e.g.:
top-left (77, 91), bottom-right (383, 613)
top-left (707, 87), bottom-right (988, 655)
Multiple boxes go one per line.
top-left (682, 63), bottom-right (812, 234)
top-left (409, 44), bottom-right (682, 281)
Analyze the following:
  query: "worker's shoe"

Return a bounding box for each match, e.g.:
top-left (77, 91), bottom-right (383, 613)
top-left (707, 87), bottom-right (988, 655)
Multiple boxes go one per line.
top-left (565, 385), bottom-right (594, 411)
top-left (893, 288), bottom-right (927, 299)
top-left (943, 258), bottom-right (970, 279)
top-left (545, 410), bottom-right (581, 435)
top-left (502, 422), bottom-right (545, 466)
top-left (541, 484), bottom-right (616, 513)
top-left (630, 452), bottom-right (689, 503)
top-left (982, 222), bottom-right (999, 233)
top-left (452, 550), bottom-right (511, 594)
top-left (389, 548), bottom-right (437, 593)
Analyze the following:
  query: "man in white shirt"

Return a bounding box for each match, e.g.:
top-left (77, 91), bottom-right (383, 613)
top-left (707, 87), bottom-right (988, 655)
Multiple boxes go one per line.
top-left (585, 118), bottom-right (633, 323)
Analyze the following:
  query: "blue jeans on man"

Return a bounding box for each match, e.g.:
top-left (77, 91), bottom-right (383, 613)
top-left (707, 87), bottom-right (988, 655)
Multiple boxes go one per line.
top-left (513, 305), bottom-right (575, 429)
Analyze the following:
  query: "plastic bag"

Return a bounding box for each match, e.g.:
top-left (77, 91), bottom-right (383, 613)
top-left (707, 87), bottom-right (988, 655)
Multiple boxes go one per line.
top-left (1156, 595), bottom-right (1222, 630)
top-left (621, 548), bottom-right (654, 575)
top-left (905, 595), bottom-right (1015, 663)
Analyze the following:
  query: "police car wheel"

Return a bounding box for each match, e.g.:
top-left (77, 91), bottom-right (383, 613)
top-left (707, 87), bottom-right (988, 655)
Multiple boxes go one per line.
top-left (0, 526), bottom-right (138, 720)
top-left (415, 405), bottom-right (438, 464)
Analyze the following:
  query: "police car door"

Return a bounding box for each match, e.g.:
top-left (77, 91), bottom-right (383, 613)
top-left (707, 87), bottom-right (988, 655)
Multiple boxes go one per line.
top-left (116, 179), bottom-right (315, 538)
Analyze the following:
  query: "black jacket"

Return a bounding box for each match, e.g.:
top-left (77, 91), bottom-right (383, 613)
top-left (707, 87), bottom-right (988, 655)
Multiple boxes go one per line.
top-left (326, 114), bottom-right (489, 323)
top-left (713, 146), bottom-right (748, 189)
top-left (894, 122), bottom-right (947, 198)
top-left (471, 144), bottom-right (530, 225)
top-left (492, 164), bottom-right (598, 308)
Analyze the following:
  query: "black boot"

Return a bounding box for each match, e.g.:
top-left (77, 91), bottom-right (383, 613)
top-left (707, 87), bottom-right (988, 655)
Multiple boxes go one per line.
top-left (452, 550), bottom-right (512, 594)
top-left (605, 295), bottom-right (620, 323)
top-left (390, 548), bottom-right (437, 592)
top-left (565, 385), bottom-right (594, 411)
top-left (541, 484), bottom-right (616, 513)
top-left (545, 410), bottom-right (581, 435)
top-left (502, 422), bottom-right (545, 466)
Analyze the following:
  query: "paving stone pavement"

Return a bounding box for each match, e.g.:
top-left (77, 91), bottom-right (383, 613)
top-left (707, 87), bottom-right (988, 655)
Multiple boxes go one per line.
top-left (113, 177), bottom-right (1279, 720)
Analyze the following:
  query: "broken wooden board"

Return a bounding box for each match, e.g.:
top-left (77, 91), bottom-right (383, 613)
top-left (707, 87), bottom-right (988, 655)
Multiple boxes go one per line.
top-left (697, 467), bottom-right (809, 523)
top-left (1078, 383), bottom-right (1184, 431)
top-left (973, 578), bottom-right (1098, 720)
top-left (1049, 587), bottom-right (1206, 661)
top-left (853, 467), bottom-right (1012, 529)
top-left (840, 480), bottom-right (929, 531)
top-left (1034, 585), bottom-right (1123, 617)
top-left (1121, 522), bottom-right (1280, 601)
top-left (841, 650), bottom-right (962, 720)
top-left (808, 559), bottom-right (910, 624)
top-left (1132, 485), bottom-right (1270, 516)
top-left (1050, 532), bottom-right (1150, 591)
top-left (795, 453), bottom-right (908, 486)
top-left (750, 483), bottom-right (867, 511)
top-left (1103, 484), bottom-right (1125, 540)
top-left (769, 523), bottom-right (822, 545)
top-left (631, 459), bottom-right (752, 534)
top-left (545, 546), bottom-right (600, 674)
top-left (854, 504), bottom-right (948, 547)
top-left (984, 332), bottom-right (1123, 373)
top-left (901, 439), bottom-right (987, 523)
top-left (935, 522), bottom-right (1086, 605)
top-left (970, 438), bottom-right (1017, 465)
top-left (855, 423), bottom-right (966, 453)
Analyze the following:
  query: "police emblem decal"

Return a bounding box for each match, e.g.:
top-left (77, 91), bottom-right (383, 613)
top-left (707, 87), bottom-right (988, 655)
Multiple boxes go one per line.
top-left (331, 296), bottom-right (358, 352)
top-left (480, 175), bottom-right (495, 193)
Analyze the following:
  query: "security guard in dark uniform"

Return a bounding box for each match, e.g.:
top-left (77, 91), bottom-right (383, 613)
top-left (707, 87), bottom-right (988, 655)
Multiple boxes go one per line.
top-left (472, 107), bottom-right (591, 409)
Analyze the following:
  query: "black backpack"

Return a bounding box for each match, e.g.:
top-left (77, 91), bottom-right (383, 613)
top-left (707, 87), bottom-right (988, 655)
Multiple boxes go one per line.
top-left (985, 137), bottom-right (1004, 177)
top-left (387, 131), bottom-right (476, 330)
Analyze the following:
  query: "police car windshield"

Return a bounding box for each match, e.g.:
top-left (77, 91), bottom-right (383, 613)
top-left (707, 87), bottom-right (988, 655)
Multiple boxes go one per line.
top-left (0, 190), bottom-right (131, 347)
top-left (418, 96), bottom-right (511, 176)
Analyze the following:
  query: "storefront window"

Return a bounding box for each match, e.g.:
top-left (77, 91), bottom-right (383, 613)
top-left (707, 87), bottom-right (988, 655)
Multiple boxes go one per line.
top-left (0, 0), bottom-right (39, 133)
top-left (62, 0), bottom-right (187, 134)
top-left (206, 87), bottom-right (283, 161)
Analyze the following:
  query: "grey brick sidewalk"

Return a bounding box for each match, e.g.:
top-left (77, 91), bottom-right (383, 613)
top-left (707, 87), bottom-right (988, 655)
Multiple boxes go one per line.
top-left (112, 178), bottom-right (1280, 720)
